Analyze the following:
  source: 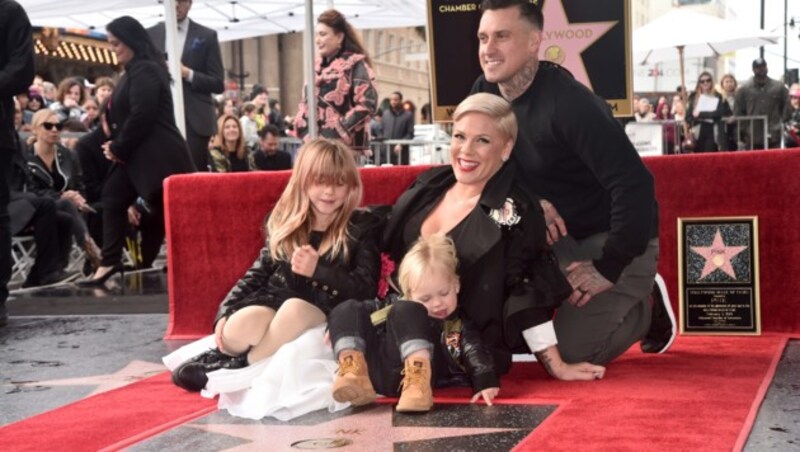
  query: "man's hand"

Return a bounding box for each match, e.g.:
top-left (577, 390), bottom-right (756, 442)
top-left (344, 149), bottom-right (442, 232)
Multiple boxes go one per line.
top-left (470, 387), bottom-right (500, 405)
top-left (291, 245), bottom-right (319, 277)
top-left (565, 261), bottom-right (613, 307)
top-left (535, 346), bottom-right (606, 381)
top-left (181, 64), bottom-right (191, 79)
top-left (539, 199), bottom-right (567, 245)
top-left (393, 144), bottom-right (402, 155)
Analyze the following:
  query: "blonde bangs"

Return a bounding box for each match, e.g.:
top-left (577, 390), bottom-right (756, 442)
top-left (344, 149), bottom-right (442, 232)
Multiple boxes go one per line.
top-left (267, 139), bottom-right (363, 262)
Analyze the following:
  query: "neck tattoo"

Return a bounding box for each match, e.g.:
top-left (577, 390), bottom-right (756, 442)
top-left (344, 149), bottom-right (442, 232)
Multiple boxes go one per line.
top-left (499, 59), bottom-right (539, 101)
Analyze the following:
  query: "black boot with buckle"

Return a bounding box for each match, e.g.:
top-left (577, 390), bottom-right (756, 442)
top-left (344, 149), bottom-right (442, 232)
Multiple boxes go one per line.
top-left (172, 348), bottom-right (249, 392)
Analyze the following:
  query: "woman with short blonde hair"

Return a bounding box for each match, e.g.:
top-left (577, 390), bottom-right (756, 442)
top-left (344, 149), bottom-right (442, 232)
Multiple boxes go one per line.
top-left (27, 109), bottom-right (101, 271)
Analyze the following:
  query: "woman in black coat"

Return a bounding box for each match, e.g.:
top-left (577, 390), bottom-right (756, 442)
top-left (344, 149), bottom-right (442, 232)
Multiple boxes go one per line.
top-left (80, 16), bottom-right (195, 286)
top-left (382, 93), bottom-right (605, 381)
top-left (686, 72), bottom-right (729, 153)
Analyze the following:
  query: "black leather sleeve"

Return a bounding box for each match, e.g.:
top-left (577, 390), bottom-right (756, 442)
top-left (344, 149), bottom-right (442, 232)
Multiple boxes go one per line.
top-left (309, 210), bottom-right (383, 306)
top-left (214, 244), bottom-right (278, 326)
top-left (461, 317), bottom-right (500, 393)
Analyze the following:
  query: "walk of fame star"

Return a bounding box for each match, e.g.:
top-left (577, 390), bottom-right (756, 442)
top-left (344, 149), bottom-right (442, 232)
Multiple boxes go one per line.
top-left (143, 403), bottom-right (554, 450)
top-left (11, 360), bottom-right (164, 397)
top-left (690, 229), bottom-right (747, 280)
top-left (539, 0), bottom-right (617, 91)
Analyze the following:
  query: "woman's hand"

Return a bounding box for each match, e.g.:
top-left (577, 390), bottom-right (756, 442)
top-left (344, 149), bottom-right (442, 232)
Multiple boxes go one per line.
top-left (291, 245), bottom-right (319, 278)
top-left (127, 205), bottom-right (141, 227)
top-left (565, 261), bottom-right (613, 307)
top-left (62, 190), bottom-right (94, 212)
top-left (60, 190), bottom-right (79, 204)
top-left (539, 199), bottom-right (567, 245)
top-left (470, 387), bottom-right (500, 406)
top-left (214, 317), bottom-right (228, 352)
top-left (102, 141), bottom-right (119, 162)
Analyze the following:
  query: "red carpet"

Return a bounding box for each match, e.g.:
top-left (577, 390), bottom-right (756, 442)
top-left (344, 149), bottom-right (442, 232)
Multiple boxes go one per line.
top-left (0, 372), bottom-right (216, 452)
top-left (0, 335), bottom-right (786, 451)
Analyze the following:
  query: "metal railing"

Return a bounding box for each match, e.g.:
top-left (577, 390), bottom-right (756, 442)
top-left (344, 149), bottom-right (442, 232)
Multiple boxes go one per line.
top-left (625, 115), bottom-right (771, 155)
top-left (365, 139), bottom-right (451, 166)
top-left (729, 115), bottom-right (769, 150)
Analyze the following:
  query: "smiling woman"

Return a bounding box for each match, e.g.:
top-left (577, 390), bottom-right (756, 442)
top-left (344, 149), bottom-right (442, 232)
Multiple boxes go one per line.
top-left (381, 93), bottom-right (600, 382)
top-left (209, 114), bottom-right (250, 172)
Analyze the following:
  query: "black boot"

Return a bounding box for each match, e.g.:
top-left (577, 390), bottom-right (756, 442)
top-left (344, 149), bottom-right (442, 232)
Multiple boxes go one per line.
top-left (640, 276), bottom-right (676, 354)
top-left (172, 348), bottom-right (249, 392)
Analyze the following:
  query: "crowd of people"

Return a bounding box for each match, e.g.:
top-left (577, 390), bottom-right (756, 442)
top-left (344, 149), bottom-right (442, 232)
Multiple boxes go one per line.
top-left (3, 0), bottom-right (796, 423)
top-left (165, 0), bottom-right (671, 419)
top-left (633, 60), bottom-right (799, 152)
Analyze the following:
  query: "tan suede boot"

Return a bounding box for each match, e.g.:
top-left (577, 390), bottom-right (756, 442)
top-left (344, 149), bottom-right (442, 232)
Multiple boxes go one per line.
top-left (396, 356), bottom-right (433, 412)
top-left (332, 350), bottom-right (377, 406)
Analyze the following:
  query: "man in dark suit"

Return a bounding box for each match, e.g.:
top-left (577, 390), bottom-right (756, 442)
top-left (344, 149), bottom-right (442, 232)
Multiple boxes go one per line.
top-left (1, 0), bottom-right (35, 325)
top-left (148, 0), bottom-right (224, 172)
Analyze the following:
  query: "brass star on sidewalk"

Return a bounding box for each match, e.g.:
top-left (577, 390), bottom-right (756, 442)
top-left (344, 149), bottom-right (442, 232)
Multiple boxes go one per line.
top-left (187, 405), bottom-right (526, 451)
top-left (12, 360), bottom-right (164, 397)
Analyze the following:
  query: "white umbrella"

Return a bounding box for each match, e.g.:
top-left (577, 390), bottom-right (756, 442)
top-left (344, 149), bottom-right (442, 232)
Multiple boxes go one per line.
top-left (632, 8), bottom-right (780, 147)
top-left (22, 0), bottom-right (426, 42)
top-left (633, 8), bottom-right (780, 97)
top-left (633, 8), bottom-right (780, 64)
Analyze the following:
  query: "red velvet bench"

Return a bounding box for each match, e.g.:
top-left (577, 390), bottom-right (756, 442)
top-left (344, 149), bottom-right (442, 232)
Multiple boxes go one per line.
top-left (164, 150), bottom-right (800, 339)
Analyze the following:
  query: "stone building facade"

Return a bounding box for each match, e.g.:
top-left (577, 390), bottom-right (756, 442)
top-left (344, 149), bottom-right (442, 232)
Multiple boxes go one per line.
top-left (220, 26), bottom-right (430, 123)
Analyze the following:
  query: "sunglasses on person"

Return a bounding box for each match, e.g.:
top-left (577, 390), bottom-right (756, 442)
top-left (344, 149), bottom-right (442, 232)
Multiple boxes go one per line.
top-left (42, 122), bottom-right (64, 131)
top-left (699, 78), bottom-right (712, 84)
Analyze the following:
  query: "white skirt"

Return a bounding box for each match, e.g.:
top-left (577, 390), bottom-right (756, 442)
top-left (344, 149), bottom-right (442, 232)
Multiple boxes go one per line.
top-left (162, 324), bottom-right (350, 421)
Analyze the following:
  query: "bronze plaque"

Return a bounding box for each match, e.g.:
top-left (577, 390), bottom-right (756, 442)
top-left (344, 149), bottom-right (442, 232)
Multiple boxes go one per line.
top-left (678, 217), bottom-right (761, 335)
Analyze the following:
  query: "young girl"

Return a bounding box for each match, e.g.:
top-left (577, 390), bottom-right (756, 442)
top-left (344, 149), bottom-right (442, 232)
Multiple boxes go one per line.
top-left (172, 138), bottom-right (382, 392)
top-left (328, 234), bottom-right (500, 413)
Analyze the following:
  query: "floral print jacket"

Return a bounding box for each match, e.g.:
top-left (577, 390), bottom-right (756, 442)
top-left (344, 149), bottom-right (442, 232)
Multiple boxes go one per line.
top-left (294, 50), bottom-right (378, 149)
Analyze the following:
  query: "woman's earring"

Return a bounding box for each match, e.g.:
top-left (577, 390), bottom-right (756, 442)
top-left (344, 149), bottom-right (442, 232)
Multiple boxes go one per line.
top-left (501, 156), bottom-right (509, 162)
